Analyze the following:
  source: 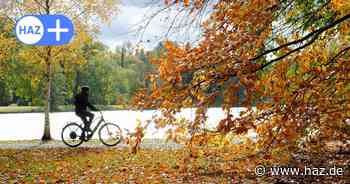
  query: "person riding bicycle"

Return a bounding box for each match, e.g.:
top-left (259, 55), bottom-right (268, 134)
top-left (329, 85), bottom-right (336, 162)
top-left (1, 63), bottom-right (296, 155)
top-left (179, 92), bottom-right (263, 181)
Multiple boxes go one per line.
top-left (74, 86), bottom-right (98, 133)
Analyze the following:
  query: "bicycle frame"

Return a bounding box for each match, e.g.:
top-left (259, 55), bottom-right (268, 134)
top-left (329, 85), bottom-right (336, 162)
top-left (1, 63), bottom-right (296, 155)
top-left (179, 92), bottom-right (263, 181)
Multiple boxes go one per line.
top-left (83, 111), bottom-right (105, 138)
top-left (62, 111), bottom-right (123, 147)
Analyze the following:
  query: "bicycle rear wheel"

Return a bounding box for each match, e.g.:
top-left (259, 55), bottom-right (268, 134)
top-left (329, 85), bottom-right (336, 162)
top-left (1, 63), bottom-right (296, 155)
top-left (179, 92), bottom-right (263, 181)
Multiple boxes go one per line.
top-left (99, 122), bottom-right (122, 146)
top-left (61, 122), bottom-right (84, 147)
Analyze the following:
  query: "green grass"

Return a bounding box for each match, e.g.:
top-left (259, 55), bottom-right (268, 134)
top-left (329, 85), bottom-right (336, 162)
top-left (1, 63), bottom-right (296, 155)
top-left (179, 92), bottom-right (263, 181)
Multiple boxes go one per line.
top-left (0, 105), bottom-right (126, 113)
top-left (0, 106), bottom-right (43, 113)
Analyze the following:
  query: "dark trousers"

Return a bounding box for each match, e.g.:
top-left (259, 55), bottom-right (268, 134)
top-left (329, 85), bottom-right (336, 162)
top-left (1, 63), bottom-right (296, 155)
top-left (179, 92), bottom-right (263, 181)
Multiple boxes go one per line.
top-left (76, 110), bottom-right (94, 130)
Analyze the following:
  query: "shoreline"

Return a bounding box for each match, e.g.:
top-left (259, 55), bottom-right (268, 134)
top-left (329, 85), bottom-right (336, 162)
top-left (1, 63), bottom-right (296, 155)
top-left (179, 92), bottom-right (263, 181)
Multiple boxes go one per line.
top-left (0, 106), bottom-right (246, 114)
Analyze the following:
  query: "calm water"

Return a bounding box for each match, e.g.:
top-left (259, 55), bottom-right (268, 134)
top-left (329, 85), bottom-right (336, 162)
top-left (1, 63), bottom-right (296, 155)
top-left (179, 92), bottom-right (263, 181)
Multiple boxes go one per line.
top-left (0, 108), bottom-right (246, 140)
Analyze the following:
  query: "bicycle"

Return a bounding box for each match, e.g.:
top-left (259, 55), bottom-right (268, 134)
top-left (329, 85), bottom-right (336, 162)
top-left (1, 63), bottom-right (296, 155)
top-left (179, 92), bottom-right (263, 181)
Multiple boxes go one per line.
top-left (61, 111), bottom-right (123, 147)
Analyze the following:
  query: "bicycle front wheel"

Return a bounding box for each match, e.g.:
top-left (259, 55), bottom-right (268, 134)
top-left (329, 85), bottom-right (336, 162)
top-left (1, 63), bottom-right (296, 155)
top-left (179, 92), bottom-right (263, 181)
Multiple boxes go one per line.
top-left (99, 122), bottom-right (122, 146)
top-left (61, 122), bottom-right (84, 147)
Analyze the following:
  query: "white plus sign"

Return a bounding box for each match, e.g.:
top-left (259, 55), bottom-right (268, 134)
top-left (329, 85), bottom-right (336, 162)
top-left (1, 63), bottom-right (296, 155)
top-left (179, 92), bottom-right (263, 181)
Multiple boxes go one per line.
top-left (47, 19), bottom-right (69, 41)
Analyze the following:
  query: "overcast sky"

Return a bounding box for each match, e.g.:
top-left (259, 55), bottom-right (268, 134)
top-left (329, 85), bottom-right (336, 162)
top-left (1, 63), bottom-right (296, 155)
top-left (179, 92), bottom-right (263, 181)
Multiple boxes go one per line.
top-left (97, 0), bottom-right (208, 51)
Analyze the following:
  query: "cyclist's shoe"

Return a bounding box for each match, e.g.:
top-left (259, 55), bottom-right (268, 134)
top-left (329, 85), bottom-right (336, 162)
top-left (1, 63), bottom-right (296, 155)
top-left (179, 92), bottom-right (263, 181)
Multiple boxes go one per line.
top-left (80, 130), bottom-right (92, 141)
top-left (87, 131), bottom-right (93, 139)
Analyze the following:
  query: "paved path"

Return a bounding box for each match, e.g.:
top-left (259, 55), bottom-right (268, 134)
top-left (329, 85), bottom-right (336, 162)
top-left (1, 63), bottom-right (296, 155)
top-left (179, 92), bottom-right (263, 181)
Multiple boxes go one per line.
top-left (0, 139), bottom-right (182, 150)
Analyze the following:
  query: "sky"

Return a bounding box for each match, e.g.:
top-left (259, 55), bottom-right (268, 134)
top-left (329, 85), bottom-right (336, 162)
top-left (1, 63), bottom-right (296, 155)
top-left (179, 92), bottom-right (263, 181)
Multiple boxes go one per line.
top-left (97, 0), bottom-right (208, 51)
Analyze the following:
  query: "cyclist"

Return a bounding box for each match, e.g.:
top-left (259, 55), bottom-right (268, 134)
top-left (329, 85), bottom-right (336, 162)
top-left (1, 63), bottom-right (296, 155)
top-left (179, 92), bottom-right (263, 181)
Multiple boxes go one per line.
top-left (74, 86), bottom-right (98, 134)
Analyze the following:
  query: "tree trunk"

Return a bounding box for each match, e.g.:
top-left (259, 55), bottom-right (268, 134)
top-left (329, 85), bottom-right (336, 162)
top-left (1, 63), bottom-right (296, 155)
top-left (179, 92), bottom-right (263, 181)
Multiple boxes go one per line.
top-left (41, 47), bottom-right (52, 141)
top-left (41, 1), bottom-right (52, 141)
top-left (73, 66), bottom-right (80, 96)
top-left (121, 47), bottom-right (125, 67)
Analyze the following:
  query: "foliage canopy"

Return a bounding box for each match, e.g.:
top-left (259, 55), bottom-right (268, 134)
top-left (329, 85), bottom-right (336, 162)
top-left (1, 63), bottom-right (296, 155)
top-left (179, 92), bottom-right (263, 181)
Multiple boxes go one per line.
top-left (133, 0), bottom-right (350, 174)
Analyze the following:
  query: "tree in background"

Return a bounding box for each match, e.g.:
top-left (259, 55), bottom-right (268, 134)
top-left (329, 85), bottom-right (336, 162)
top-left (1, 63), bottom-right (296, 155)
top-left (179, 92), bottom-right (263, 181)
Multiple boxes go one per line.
top-left (0, 0), bottom-right (119, 141)
top-left (0, 17), bottom-right (17, 105)
top-left (78, 41), bottom-right (155, 106)
top-left (0, 39), bottom-right (158, 109)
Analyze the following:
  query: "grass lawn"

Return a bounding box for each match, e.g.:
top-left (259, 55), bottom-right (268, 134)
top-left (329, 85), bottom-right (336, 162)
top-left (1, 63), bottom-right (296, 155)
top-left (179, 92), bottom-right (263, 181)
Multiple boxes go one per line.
top-left (0, 105), bottom-right (125, 113)
top-left (0, 106), bottom-right (44, 113)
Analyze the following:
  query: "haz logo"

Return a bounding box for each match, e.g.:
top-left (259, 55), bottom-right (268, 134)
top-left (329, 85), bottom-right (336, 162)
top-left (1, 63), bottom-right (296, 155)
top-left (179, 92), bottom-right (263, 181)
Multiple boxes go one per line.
top-left (15, 15), bottom-right (74, 46)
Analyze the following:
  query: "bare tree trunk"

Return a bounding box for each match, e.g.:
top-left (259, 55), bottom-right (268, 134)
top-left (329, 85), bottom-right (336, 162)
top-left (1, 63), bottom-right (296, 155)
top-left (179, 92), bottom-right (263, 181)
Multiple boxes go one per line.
top-left (73, 66), bottom-right (80, 96)
top-left (41, 0), bottom-right (53, 141)
top-left (121, 47), bottom-right (125, 67)
top-left (41, 47), bottom-right (52, 141)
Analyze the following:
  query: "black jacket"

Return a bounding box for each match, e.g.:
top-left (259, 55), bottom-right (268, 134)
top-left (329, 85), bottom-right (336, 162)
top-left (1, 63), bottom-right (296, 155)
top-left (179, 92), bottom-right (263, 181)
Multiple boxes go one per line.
top-left (74, 92), bottom-right (97, 112)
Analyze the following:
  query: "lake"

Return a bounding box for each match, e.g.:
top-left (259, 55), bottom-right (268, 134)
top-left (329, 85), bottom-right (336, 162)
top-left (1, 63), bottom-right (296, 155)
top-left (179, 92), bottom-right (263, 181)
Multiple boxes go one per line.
top-left (0, 108), bottom-right (248, 140)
